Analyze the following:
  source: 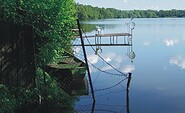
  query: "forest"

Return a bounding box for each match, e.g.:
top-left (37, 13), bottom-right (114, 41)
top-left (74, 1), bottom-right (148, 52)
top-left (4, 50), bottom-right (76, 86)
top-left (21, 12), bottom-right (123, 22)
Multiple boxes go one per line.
top-left (76, 4), bottom-right (185, 20)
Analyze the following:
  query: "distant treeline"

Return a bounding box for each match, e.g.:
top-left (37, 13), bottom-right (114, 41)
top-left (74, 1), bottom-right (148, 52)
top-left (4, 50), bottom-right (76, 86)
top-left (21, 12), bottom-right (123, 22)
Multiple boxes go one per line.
top-left (76, 4), bottom-right (185, 20)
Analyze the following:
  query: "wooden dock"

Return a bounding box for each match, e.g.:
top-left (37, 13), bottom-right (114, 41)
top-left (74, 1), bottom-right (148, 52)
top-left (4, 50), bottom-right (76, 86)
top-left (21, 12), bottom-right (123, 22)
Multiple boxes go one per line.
top-left (75, 33), bottom-right (131, 38)
top-left (74, 44), bottom-right (131, 46)
top-left (96, 33), bottom-right (131, 37)
top-left (74, 32), bottom-right (132, 47)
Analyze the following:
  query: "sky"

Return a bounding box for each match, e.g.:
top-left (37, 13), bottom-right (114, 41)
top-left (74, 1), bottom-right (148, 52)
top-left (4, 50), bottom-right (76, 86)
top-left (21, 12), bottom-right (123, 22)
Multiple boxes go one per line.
top-left (75, 0), bottom-right (185, 10)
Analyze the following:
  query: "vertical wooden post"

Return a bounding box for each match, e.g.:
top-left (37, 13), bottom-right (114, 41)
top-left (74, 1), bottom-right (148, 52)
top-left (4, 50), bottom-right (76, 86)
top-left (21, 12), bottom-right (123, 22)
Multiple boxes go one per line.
top-left (126, 87), bottom-right (130, 113)
top-left (126, 73), bottom-right (132, 113)
top-left (126, 73), bottom-right (132, 91)
top-left (77, 19), bottom-right (95, 102)
top-left (91, 99), bottom-right (96, 113)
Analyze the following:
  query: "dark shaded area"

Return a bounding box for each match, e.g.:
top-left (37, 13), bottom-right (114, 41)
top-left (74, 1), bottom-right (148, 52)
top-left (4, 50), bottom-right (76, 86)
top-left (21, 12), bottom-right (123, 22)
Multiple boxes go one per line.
top-left (42, 56), bottom-right (88, 96)
top-left (0, 20), bottom-right (36, 87)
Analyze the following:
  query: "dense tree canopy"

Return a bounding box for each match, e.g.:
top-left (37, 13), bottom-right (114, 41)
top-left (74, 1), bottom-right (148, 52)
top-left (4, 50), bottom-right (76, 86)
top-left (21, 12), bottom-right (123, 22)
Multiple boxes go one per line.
top-left (0, 0), bottom-right (77, 112)
top-left (0, 0), bottom-right (76, 66)
top-left (76, 4), bottom-right (185, 20)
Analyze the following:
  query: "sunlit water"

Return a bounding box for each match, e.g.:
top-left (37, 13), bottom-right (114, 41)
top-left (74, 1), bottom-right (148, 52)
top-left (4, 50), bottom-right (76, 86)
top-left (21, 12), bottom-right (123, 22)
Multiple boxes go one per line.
top-left (75, 18), bottom-right (185, 113)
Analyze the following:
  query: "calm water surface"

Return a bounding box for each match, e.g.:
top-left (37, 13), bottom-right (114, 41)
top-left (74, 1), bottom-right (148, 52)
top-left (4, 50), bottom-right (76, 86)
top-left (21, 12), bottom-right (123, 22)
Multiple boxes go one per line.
top-left (75, 18), bottom-right (185, 113)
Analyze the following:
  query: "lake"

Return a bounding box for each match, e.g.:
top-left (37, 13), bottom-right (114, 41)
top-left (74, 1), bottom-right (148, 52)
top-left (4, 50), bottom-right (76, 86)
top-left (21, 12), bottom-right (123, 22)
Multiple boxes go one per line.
top-left (74, 18), bottom-right (185, 113)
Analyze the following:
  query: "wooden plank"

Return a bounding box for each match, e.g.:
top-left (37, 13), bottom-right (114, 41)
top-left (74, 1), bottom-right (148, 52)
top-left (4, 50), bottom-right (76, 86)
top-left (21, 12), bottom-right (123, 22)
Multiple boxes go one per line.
top-left (75, 33), bottom-right (131, 38)
top-left (96, 33), bottom-right (131, 37)
top-left (73, 44), bottom-right (132, 46)
top-left (75, 35), bottom-right (96, 38)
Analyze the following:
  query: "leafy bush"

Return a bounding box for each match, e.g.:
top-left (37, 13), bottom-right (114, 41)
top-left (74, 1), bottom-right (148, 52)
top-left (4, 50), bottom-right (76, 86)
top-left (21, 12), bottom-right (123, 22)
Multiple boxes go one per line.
top-left (0, 0), bottom-right (76, 66)
top-left (0, 0), bottom-right (77, 112)
top-left (0, 84), bottom-right (16, 113)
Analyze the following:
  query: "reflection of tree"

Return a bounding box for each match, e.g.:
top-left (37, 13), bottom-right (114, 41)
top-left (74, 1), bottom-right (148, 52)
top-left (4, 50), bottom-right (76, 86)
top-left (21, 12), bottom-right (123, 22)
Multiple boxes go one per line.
top-left (81, 24), bottom-right (96, 32)
top-left (80, 23), bottom-right (119, 33)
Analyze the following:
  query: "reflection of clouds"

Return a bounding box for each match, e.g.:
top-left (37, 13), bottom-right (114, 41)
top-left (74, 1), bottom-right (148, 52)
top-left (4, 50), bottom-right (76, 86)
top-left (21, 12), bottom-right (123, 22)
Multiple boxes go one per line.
top-left (101, 53), bottom-right (124, 71)
top-left (102, 65), bottom-right (112, 71)
top-left (103, 53), bottom-right (124, 63)
top-left (87, 54), bottom-right (99, 64)
top-left (88, 53), bottom-right (126, 72)
top-left (115, 56), bottom-right (124, 63)
top-left (103, 53), bottom-right (116, 62)
top-left (143, 41), bottom-right (150, 46)
top-left (163, 39), bottom-right (178, 47)
top-left (169, 56), bottom-right (185, 69)
top-left (102, 63), bottom-right (120, 71)
top-left (73, 47), bottom-right (81, 54)
top-left (121, 65), bottom-right (135, 73)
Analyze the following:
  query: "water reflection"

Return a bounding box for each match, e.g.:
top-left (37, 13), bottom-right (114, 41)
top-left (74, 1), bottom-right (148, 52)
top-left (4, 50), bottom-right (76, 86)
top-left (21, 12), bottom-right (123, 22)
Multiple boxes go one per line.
top-left (169, 56), bottom-right (185, 69)
top-left (76, 73), bottom-right (132, 113)
top-left (74, 18), bottom-right (136, 113)
top-left (87, 52), bottom-right (135, 73)
top-left (163, 39), bottom-right (179, 47)
top-left (121, 65), bottom-right (135, 74)
top-left (75, 18), bottom-right (185, 113)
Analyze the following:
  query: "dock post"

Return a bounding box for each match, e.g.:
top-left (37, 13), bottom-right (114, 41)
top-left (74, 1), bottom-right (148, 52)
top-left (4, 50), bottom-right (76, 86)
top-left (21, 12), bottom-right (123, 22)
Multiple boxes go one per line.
top-left (77, 19), bottom-right (96, 102)
top-left (126, 73), bottom-right (132, 113)
top-left (126, 73), bottom-right (132, 91)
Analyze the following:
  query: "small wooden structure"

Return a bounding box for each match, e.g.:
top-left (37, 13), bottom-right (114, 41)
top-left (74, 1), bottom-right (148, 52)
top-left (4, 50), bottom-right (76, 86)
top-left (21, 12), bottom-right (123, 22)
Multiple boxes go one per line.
top-left (42, 55), bottom-right (88, 96)
top-left (74, 32), bottom-right (132, 47)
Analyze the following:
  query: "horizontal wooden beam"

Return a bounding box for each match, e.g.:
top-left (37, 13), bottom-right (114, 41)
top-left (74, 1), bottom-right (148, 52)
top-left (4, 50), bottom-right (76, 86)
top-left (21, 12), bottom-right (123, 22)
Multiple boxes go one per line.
top-left (75, 33), bottom-right (131, 38)
top-left (73, 44), bottom-right (132, 46)
top-left (96, 33), bottom-right (131, 37)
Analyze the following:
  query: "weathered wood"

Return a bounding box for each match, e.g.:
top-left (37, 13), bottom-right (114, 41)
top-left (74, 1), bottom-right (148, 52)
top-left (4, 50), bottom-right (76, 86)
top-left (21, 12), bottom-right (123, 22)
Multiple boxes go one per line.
top-left (75, 33), bottom-right (131, 38)
top-left (96, 33), bottom-right (131, 37)
top-left (42, 55), bottom-right (88, 95)
top-left (126, 73), bottom-right (132, 91)
top-left (74, 44), bottom-right (132, 46)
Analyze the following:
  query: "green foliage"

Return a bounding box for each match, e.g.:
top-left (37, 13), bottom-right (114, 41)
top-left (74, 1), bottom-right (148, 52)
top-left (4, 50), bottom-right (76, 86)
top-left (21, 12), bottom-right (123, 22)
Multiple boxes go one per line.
top-left (0, 85), bottom-right (16, 113)
top-left (0, 69), bottom-right (77, 113)
top-left (0, 0), bottom-right (77, 112)
top-left (0, 0), bottom-right (76, 66)
top-left (36, 68), bottom-right (76, 113)
top-left (76, 4), bottom-right (185, 20)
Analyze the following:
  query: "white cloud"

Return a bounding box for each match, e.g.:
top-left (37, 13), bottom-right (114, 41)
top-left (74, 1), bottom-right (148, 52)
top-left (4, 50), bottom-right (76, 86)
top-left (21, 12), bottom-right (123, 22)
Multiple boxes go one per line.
top-left (169, 56), bottom-right (185, 69)
top-left (121, 65), bottom-right (135, 73)
top-left (163, 39), bottom-right (179, 47)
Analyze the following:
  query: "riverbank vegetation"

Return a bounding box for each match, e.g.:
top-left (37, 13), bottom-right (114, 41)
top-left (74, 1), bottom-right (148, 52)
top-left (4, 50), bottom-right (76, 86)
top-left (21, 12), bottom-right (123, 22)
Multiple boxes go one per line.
top-left (0, 0), bottom-right (77, 113)
top-left (76, 4), bottom-right (185, 20)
